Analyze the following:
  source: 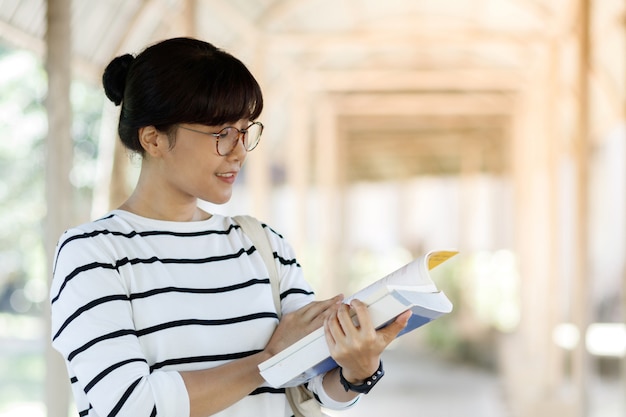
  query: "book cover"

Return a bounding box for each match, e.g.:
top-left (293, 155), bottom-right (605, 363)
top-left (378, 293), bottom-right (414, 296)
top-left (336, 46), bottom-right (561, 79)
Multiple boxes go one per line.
top-left (258, 250), bottom-right (457, 388)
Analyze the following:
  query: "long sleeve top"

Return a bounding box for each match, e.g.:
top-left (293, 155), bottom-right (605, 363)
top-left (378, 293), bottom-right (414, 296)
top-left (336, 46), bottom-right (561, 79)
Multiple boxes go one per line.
top-left (50, 210), bottom-right (357, 417)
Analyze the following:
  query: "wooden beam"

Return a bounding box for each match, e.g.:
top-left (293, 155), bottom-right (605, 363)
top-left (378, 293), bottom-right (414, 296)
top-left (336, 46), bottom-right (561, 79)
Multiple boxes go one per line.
top-left (572, 0), bottom-right (591, 415)
top-left (258, 0), bottom-right (301, 26)
top-left (339, 114), bottom-right (509, 130)
top-left (0, 18), bottom-right (45, 55)
top-left (267, 28), bottom-right (550, 50)
top-left (306, 69), bottom-right (525, 92)
top-left (44, 1), bottom-right (73, 416)
top-left (180, 0), bottom-right (197, 37)
top-left (0, 18), bottom-right (103, 82)
top-left (111, 0), bottom-right (168, 55)
top-left (197, 0), bottom-right (259, 43)
top-left (623, 0), bottom-right (626, 404)
top-left (327, 92), bottom-right (515, 116)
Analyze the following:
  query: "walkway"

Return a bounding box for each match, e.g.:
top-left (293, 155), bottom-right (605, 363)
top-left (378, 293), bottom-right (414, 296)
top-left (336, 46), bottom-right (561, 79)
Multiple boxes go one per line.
top-left (325, 347), bottom-right (509, 417)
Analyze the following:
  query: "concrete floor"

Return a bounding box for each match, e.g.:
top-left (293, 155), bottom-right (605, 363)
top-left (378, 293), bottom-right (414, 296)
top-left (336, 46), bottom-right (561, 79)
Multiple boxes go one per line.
top-left (324, 346), bottom-right (624, 417)
top-left (325, 347), bottom-right (509, 417)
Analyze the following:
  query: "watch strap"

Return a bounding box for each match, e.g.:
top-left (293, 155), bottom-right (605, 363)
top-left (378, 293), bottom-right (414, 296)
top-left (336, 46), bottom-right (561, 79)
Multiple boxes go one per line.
top-left (339, 361), bottom-right (384, 394)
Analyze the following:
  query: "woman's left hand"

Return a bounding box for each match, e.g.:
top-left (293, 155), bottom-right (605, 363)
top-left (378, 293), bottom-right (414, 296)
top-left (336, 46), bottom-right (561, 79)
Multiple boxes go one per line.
top-left (324, 299), bottom-right (412, 383)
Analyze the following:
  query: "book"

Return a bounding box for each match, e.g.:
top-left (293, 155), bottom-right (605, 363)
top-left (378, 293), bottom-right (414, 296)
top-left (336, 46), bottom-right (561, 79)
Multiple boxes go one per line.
top-left (258, 250), bottom-right (457, 388)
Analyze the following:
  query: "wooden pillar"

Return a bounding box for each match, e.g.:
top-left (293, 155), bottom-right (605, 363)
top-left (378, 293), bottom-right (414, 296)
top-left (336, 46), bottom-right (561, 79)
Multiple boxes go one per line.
top-left (285, 71), bottom-right (311, 256)
top-left (501, 43), bottom-right (566, 417)
top-left (314, 95), bottom-right (340, 299)
top-left (459, 136), bottom-right (483, 252)
top-left (622, 0), bottom-right (626, 407)
top-left (44, 0), bottom-right (73, 416)
top-left (572, 1), bottom-right (591, 415)
top-left (91, 101), bottom-right (120, 216)
top-left (247, 38), bottom-right (271, 220)
top-left (181, 0), bottom-right (197, 36)
top-left (545, 37), bottom-right (565, 399)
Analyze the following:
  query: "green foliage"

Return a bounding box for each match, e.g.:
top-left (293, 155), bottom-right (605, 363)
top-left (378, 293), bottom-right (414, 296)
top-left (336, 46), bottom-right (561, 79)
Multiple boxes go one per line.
top-left (0, 47), bottom-right (103, 315)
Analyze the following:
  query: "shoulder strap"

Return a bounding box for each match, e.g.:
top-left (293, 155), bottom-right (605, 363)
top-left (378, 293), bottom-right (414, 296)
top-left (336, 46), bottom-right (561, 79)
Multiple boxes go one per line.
top-left (233, 215), bottom-right (282, 318)
top-left (233, 216), bottom-right (322, 417)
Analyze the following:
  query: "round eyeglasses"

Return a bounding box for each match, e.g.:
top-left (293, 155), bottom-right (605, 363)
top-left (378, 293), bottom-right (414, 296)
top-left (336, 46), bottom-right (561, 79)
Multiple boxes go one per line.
top-left (178, 122), bottom-right (264, 156)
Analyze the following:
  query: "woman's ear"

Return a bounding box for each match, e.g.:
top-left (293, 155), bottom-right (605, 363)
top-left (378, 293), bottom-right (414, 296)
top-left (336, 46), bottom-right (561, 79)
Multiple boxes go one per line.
top-left (138, 126), bottom-right (166, 157)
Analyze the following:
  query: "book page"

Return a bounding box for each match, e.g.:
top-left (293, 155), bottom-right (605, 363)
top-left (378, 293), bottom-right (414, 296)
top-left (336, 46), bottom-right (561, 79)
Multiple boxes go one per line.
top-left (345, 250), bottom-right (457, 304)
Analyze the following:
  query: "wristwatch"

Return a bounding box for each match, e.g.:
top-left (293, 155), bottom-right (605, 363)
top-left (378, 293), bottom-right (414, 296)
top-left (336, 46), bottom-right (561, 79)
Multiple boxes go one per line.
top-left (339, 361), bottom-right (384, 394)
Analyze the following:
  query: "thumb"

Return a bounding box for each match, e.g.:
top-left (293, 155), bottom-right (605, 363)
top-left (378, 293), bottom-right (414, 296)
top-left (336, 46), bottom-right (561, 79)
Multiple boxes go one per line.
top-left (378, 310), bottom-right (412, 342)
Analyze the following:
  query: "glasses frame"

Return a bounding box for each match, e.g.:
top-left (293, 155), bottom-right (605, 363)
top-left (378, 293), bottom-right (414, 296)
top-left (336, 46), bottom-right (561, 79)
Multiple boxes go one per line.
top-left (178, 121), bottom-right (264, 156)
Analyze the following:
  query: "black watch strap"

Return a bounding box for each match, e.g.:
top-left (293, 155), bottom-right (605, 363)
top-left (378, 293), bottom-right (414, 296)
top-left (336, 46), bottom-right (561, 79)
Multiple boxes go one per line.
top-left (339, 361), bottom-right (384, 394)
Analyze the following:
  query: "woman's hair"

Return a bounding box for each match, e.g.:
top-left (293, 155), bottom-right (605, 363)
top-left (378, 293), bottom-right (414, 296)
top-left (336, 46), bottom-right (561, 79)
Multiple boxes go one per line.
top-left (102, 37), bottom-right (263, 154)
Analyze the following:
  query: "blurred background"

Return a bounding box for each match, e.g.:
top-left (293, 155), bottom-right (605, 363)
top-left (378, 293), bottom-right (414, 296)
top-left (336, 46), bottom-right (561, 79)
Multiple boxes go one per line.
top-left (0, 0), bottom-right (624, 416)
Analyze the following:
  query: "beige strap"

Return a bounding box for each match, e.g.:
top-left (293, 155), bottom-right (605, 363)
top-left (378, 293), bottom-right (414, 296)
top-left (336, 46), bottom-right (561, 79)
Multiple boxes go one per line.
top-left (233, 215), bottom-right (322, 417)
top-left (233, 215), bottom-right (281, 318)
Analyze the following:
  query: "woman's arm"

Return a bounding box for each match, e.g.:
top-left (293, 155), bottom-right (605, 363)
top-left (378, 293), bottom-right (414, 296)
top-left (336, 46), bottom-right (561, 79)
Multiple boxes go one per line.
top-left (181, 296), bottom-right (343, 417)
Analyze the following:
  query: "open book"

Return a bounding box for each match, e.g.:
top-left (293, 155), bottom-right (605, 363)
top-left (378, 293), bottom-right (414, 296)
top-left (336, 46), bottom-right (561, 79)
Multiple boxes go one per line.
top-left (258, 250), bottom-right (457, 388)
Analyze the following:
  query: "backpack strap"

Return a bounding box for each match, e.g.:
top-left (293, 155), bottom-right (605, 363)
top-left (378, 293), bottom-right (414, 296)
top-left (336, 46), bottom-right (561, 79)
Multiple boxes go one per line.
top-left (233, 215), bottom-right (281, 318)
top-left (233, 215), bottom-right (323, 417)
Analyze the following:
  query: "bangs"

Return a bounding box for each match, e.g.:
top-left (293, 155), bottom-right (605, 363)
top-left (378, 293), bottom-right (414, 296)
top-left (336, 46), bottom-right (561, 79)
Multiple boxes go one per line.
top-left (179, 53), bottom-right (263, 126)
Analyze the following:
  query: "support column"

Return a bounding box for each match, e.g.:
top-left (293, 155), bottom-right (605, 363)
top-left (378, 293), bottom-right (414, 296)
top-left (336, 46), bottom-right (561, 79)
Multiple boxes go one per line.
top-left (501, 43), bottom-right (565, 417)
top-left (247, 37), bottom-right (271, 220)
top-left (622, 0), bottom-right (626, 407)
top-left (572, 1), bottom-right (591, 415)
top-left (285, 72), bottom-right (311, 257)
top-left (314, 95), bottom-right (341, 299)
top-left (44, 0), bottom-right (73, 416)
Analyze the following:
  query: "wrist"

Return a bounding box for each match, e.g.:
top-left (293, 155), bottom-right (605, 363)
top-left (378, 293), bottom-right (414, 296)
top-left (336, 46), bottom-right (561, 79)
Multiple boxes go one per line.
top-left (340, 360), bottom-right (379, 383)
top-left (257, 349), bottom-right (274, 366)
top-left (339, 361), bottom-right (384, 394)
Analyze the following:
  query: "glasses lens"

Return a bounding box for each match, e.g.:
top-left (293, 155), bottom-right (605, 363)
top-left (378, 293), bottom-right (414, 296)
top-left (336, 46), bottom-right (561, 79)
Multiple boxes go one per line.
top-left (216, 127), bottom-right (240, 155)
top-left (244, 123), bottom-right (263, 151)
top-left (215, 123), bottom-right (263, 155)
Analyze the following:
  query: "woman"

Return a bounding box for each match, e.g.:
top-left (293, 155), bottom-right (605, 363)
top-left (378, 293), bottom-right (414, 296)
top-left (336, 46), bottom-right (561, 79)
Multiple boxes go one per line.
top-left (50, 37), bottom-right (410, 417)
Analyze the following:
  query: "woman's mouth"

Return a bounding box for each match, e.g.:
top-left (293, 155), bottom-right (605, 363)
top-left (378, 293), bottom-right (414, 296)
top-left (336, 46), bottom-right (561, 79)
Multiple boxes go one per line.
top-left (216, 171), bottom-right (237, 184)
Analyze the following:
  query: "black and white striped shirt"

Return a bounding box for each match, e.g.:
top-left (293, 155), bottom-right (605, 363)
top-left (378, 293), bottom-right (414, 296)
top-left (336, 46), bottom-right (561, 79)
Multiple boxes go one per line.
top-left (50, 210), bottom-right (353, 417)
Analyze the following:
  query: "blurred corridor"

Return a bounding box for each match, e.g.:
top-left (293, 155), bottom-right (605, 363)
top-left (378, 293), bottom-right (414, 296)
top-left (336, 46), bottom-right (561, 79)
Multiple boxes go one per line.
top-left (0, 1), bottom-right (625, 416)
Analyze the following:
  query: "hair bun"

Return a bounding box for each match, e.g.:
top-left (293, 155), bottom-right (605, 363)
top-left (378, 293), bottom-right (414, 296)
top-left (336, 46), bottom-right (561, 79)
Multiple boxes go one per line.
top-left (102, 54), bottom-right (134, 106)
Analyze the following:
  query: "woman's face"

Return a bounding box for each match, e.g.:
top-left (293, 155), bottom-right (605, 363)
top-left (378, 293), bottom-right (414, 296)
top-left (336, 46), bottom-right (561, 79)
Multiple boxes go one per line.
top-left (154, 120), bottom-right (251, 205)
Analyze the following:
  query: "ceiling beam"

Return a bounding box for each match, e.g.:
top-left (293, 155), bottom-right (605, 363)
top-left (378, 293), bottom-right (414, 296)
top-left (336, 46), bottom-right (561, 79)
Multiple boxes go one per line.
top-left (307, 69), bottom-right (525, 92)
top-left (266, 27), bottom-right (550, 49)
top-left (0, 17), bottom-right (44, 55)
top-left (198, 0), bottom-right (260, 43)
top-left (327, 92), bottom-right (516, 116)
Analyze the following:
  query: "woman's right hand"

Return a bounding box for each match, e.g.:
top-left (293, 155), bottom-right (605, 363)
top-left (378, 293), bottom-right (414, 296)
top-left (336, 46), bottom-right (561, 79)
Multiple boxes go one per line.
top-left (264, 295), bottom-right (344, 357)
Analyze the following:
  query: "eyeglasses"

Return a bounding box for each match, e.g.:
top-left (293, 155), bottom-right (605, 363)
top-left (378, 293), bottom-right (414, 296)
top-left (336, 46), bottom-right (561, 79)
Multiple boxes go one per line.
top-left (178, 121), bottom-right (264, 156)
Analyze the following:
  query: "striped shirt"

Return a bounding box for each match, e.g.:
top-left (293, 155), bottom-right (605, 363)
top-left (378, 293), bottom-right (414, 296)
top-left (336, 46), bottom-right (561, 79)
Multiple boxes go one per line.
top-left (50, 210), bottom-right (356, 417)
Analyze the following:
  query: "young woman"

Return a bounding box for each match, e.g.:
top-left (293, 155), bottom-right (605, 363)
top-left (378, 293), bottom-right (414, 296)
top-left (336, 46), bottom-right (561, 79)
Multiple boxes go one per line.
top-left (50, 37), bottom-right (410, 417)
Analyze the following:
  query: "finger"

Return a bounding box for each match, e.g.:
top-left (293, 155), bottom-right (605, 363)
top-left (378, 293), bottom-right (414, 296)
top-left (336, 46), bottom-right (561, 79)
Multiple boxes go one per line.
top-left (309, 300), bottom-right (343, 325)
top-left (300, 294), bottom-right (343, 319)
top-left (323, 316), bottom-right (337, 347)
top-left (347, 299), bottom-right (373, 331)
top-left (335, 303), bottom-right (356, 334)
top-left (377, 310), bottom-right (412, 343)
top-left (325, 309), bottom-right (346, 342)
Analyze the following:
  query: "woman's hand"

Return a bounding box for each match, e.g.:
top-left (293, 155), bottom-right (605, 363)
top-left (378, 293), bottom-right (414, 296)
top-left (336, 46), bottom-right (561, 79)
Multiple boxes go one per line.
top-left (264, 295), bottom-right (344, 357)
top-left (324, 299), bottom-right (412, 383)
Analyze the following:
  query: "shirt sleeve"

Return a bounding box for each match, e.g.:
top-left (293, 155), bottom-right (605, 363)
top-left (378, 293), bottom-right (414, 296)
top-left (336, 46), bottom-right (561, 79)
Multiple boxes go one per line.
top-left (50, 228), bottom-right (190, 417)
top-left (306, 373), bottom-right (361, 410)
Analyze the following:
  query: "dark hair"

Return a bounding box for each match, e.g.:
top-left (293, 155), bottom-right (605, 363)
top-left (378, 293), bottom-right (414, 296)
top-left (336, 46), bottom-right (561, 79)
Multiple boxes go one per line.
top-left (102, 37), bottom-right (263, 154)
